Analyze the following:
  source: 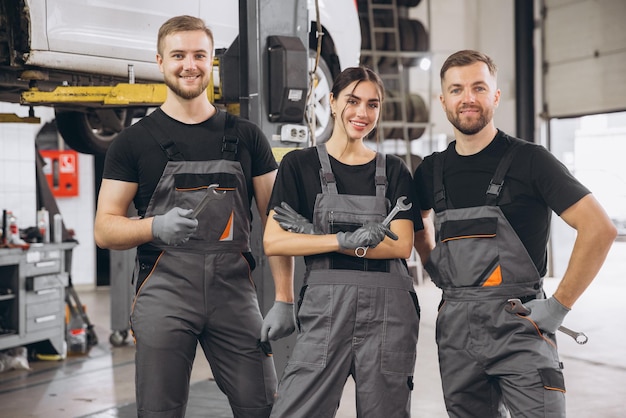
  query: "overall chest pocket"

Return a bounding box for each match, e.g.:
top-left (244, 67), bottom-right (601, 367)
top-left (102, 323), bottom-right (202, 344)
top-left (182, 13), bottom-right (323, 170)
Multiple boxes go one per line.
top-left (433, 217), bottom-right (501, 287)
top-left (327, 209), bottom-right (384, 231)
top-left (174, 172), bottom-right (240, 241)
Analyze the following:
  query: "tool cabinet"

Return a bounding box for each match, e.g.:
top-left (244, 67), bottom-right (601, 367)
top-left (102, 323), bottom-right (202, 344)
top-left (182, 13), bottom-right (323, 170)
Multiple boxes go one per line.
top-left (0, 242), bottom-right (76, 354)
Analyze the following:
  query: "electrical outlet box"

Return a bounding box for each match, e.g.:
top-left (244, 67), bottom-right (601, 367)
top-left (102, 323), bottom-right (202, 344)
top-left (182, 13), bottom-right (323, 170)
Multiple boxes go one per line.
top-left (280, 124), bottom-right (309, 143)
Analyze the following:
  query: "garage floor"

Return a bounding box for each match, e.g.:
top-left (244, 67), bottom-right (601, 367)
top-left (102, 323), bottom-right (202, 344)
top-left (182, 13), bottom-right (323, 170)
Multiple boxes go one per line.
top-left (1, 241), bottom-right (625, 418)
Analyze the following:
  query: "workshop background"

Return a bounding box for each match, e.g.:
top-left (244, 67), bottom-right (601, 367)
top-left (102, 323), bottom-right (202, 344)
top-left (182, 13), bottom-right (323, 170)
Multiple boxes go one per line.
top-left (1, 0), bottom-right (626, 416)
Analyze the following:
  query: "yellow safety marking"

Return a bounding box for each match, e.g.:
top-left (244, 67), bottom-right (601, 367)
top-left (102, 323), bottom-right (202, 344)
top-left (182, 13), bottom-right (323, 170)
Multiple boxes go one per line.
top-left (21, 56), bottom-right (221, 107)
top-left (0, 113), bottom-right (41, 123)
top-left (272, 147), bottom-right (298, 162)
top-left (21, 83), bottom-right (216, 106)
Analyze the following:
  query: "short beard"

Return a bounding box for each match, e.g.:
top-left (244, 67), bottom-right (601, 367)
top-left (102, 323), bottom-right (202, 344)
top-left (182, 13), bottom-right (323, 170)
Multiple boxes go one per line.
top-left (164, 75), bottom-right (208, 100)
top-left (447, 109), bottom-right (490, 136)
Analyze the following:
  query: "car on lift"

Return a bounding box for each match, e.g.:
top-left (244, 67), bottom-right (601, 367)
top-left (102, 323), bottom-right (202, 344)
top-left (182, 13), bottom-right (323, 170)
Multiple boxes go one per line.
top-left (0, 0), bottom-right (360, 154)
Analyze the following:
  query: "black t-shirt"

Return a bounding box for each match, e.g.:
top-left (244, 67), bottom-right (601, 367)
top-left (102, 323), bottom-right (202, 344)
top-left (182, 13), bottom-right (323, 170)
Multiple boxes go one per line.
top-left (268, 146), bottom-right (423, 231)
top-left (103, 108), bottom-right (278, 217)
top-left (413, 130), bottom-right (590, 276)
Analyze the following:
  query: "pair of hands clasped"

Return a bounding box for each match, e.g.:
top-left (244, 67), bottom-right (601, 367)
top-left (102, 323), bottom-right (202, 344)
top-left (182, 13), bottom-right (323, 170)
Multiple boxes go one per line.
top-left (272, 201), bottom-right (398, 253)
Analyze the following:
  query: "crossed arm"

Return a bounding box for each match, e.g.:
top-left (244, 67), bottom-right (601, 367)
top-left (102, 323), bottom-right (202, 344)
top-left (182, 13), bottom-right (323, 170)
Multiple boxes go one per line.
top-left (263, 207), bottom-right (414, 260)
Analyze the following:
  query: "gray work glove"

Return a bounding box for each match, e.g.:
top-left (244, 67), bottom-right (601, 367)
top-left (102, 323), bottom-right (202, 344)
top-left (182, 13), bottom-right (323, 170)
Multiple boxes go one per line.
top-left (336, 222), bottom-right (398, 250)
top-left (260, 301), bottom-right (296, 342)
top-left (152, 207), bottom-right (198, 245)
top-left (525, 296), bottom-right (570, 334)
top-left (273, 202), bottom-right (318, 234)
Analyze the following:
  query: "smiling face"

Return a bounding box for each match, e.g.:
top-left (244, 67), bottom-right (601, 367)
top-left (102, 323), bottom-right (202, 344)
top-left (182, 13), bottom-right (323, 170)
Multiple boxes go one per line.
top-left (440, 61), bottom-right (500, 136)
top-left (157, 29), bottom-right (213, 100)
top-left (331, 80), bottom-right (382, 140)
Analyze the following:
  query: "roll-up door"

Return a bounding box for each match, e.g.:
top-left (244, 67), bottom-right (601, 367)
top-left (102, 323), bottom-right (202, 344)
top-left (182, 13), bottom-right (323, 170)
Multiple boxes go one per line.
top-left (542, 0), bottom-right (626, 118)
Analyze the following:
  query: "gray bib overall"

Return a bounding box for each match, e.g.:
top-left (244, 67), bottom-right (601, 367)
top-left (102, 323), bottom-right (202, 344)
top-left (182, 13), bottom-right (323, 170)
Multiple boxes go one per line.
top-left (271, 144), bottom-right (420, 418)
top-left (130, 111), bottom-right (276, 418)
top-left (425, 140), bottom-right (566, 417)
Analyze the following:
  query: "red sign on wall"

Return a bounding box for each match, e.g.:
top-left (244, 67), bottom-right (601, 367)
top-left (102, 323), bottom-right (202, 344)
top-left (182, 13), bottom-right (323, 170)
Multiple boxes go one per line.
top-left (40, 150), bottom-right (80, 197)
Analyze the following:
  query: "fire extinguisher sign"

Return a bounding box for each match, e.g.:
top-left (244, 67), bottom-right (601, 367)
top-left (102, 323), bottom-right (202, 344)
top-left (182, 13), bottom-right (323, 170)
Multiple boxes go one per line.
top-left (60, 153), bottom-right (76, 173)
top-left (39, 149), bottom-right (79, 197)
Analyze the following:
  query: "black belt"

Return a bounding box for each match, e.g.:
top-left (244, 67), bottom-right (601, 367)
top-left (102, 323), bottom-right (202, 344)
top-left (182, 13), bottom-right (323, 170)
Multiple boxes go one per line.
top-left (305, 253), bottom-right (391, 273)
top-left (519, 293), bottom-right (539, 304)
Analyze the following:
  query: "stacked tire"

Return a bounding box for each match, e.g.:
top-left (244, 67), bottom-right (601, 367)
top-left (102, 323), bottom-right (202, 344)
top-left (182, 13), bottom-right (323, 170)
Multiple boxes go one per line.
top-left (381, 91), bottom-right (428, 140)
top-left (358, 0), bottom-right (429, 141)
top-left (360, 15), bottom-right (428, 70)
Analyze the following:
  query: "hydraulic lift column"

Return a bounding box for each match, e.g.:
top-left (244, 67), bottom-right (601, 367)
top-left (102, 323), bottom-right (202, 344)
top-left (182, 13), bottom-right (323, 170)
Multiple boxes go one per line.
top-left (239, 0), bottom-right (308, 377)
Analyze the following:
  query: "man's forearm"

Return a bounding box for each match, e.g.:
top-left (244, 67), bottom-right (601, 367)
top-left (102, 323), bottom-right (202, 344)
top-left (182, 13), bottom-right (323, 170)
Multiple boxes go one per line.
top-left (94, 214), bottom-right (154, 250)
top-left (414, 211), bottom-right (435, 265)
top-left (554, 195), bottom-right (617, 307)
top-left (267, 255), bottom-right (294, 303)
top-left (553, 221), bottom-right (616, 308)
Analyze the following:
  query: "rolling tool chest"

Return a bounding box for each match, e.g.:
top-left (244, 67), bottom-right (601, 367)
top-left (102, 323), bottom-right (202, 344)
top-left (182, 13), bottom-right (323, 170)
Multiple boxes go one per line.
top-left (0, 242), bottom-right (76, 354)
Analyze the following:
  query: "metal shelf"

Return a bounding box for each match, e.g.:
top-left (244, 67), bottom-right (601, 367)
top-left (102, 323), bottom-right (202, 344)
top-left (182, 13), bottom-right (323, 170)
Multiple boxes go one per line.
top-left (359, 0), bottom-right (432, 171)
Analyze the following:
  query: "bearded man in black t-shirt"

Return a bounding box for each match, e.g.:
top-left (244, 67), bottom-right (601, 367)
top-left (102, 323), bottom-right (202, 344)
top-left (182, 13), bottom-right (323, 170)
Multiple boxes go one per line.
top-left (413, 49), bottom-right (616, 418)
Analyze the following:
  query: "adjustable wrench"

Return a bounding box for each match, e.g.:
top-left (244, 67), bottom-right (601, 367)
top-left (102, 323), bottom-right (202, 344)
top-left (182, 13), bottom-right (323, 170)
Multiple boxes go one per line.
top-left (191, 184), bottom-right (227, 219)
top-left (505, 298), bottom-right (588, 345)
top-left (355, 196), bottom-right (412, 258)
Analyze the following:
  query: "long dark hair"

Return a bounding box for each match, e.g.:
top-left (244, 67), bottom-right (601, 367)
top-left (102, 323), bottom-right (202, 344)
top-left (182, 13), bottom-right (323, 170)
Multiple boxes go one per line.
top-left (331, 67), bottom-right (385, 142)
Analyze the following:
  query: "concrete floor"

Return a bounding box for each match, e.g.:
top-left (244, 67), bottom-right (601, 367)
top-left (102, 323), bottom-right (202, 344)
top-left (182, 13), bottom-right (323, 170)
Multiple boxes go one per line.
top-left (1, 241), bottom-right (625, 417)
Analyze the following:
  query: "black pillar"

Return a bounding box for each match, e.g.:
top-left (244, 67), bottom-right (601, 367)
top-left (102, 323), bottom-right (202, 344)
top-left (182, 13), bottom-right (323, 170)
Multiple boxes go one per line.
top-left (515, 0), bottom-right (535, 142)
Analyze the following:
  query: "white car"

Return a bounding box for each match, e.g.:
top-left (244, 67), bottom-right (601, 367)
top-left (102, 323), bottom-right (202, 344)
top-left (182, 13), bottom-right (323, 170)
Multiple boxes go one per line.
top-left (0, 0), bottom-right (361, 153)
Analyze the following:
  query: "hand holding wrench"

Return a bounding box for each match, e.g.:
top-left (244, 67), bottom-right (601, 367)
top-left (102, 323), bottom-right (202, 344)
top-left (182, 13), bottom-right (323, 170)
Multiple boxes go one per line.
top-left (505, 298), bottom-right (588, 344)
top-left (191, 184), bottom-right (227, 219)
top-left (355, 196), bottom-right (411, 257)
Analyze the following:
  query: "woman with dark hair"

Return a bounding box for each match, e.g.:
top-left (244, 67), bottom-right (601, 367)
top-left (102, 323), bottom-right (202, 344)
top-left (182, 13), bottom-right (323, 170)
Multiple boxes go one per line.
top-left (263, 66), bottom-right (423, 417)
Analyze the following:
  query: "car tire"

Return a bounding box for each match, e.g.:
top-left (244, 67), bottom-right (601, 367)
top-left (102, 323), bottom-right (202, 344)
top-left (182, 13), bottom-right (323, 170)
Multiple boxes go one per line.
top-left (55, 108), bottom-right (138, 155)
top-left (309, 50), bottom-right (335, 143)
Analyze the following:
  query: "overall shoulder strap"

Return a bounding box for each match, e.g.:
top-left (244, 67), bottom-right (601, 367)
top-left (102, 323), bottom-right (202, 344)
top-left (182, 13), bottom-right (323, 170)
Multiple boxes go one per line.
top-left (221, 112), bottom-right (239, 161)
top-left (316, 144), bottom-right (338, 194)
top-left (432, 142), bottom-right (455, 212)
top-left (375, 151), bottom-right (387, 198)
top-left (485, 138), bottom-right (525, 206)
top-left (141, 110), bottom-right (185, 161)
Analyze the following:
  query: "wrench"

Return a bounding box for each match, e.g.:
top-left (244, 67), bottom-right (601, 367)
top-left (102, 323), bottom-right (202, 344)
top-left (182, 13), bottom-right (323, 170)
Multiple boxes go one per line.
top-left (505, 298), bottom-right (588, 344)
top-left (191, 184), bottom-right (227, 219)
top-left (382, 196), bottom-right (413, 227)
top-left (355, 196), bottom-right (412, 258)
top-left (557, 325), bottom-right (589, 345)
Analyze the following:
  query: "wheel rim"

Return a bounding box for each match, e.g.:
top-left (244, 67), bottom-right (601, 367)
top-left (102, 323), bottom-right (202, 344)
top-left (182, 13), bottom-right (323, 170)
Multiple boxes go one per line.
top-left (309, 54), bottom-right (333, 142)
top-left (87, 109), bottom-right (129, 142)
